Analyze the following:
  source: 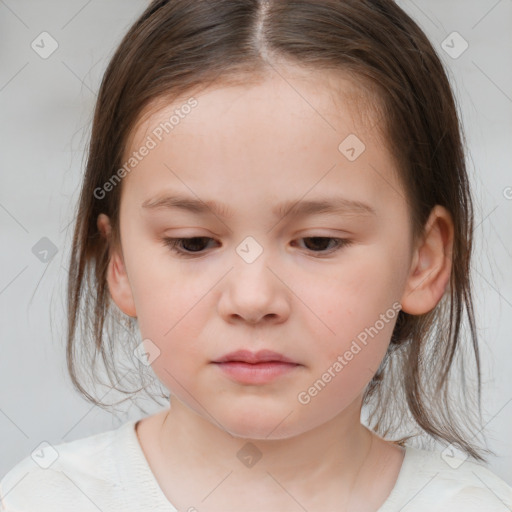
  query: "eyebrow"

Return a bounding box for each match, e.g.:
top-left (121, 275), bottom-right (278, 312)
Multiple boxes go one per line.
top-left (141, 193), bottom-right (377, 219)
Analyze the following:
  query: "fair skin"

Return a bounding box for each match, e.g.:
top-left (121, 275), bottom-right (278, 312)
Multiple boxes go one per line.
top-left (98, 66), bottom-right (454, 511)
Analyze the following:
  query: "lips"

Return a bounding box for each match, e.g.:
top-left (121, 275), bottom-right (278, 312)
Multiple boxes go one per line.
top-left (212, 349), bottom-right (297, 365)
top-left (211, 349), bottom-right (301, 385)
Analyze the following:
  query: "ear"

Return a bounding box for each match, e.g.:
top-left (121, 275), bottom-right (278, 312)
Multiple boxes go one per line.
top-left (97, 213), bottom-right (137, 318)
top-left (400, 205), bottom-right (454, 315)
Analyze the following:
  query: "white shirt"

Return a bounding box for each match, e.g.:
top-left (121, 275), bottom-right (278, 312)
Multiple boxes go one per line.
top-left (1, 419), bottom-right (511, 511)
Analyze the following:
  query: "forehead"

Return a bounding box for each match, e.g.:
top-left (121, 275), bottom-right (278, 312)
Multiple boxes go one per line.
top-left (119, 67), bottom-right (402, 215)
top-left (125, 66), bottom-right (384, 157)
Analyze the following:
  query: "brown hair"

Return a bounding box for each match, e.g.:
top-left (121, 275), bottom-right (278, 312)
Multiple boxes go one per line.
top-left (67, 0), bottom-right (490, 461)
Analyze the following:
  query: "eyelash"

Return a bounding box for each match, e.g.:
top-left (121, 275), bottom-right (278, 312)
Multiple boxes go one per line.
top-left (161, 236), bottom-right (353, 258)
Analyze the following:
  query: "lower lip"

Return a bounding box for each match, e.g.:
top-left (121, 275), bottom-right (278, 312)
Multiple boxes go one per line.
top-left (212, 361), bottom-right (300, 384)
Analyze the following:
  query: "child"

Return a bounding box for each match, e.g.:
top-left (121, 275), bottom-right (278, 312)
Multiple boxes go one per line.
top-left (1, 0), bottom-right (511, 510)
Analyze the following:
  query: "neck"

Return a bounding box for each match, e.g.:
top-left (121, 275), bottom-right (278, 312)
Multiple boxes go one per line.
top-left (158, 393), bottom-right (373, 489)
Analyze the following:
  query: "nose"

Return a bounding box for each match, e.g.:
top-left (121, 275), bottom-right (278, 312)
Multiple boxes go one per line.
top-left (217, 254), bottom-right (291, 325)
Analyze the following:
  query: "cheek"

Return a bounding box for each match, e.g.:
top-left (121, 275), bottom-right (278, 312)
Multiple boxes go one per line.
top-left (128, 261), bottom-right (213, 362)
top-left (304, 257), bottom-right (399, 334)
top-left (295, 301), bottom-right (397, 419)
top-left (139, 294), bottom-right (212, 395)
top-left (297, 254), bottom-right (401, 377)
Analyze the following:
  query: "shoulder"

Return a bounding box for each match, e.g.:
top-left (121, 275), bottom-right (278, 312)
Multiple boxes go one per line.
top-left (391, 445), bottom-right (512, 511)
top-left (0, 421), bottom-right (136, 512)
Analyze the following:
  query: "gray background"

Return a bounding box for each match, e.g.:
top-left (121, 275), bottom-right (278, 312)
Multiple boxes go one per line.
top-left (1, 0), bottom-right (511, 487)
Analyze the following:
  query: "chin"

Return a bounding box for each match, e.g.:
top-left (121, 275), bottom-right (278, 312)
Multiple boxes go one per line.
top-left (219, 406), bottom-right (303, 441)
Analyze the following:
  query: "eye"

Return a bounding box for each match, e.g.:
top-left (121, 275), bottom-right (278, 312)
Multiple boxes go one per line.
top-left (162, 237), bottom-right (217, 257)
top-left (162, 236), bottom-right (352, 258)
top-left (292, 237), bottom-right (352, 254)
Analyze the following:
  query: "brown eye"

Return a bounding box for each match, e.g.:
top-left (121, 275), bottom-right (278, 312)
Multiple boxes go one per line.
top-left (302, 237), bottom-right (336, 251)
top-left (178, 237), bottom-right (211, 252)
top-left (162, 237), bottom-right (216, 256)
top-left (293, 237), bottom-right (352, 254)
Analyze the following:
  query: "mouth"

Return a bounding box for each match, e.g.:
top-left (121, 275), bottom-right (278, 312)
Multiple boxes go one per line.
top-left (212, 349), bottom-right (298, 365)
top-left (211, 349), bottom-right (301, 385)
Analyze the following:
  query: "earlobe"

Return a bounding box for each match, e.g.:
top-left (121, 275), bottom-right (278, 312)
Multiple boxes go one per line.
top-left (97, 214), bottom-right (137, 318)
top-left (400, 205), bottom-right (454, 315)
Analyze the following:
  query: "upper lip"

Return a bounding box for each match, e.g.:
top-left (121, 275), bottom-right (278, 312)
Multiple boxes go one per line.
top-left (212, 349), bottom-right (298, 364)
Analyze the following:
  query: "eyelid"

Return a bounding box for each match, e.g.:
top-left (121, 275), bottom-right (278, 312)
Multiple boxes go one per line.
top-left (161, 235), bottom-right (353, 258)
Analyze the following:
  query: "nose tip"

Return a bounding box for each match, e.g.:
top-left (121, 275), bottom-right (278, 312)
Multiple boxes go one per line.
top-left (217, 250), bottom-right (291, 325)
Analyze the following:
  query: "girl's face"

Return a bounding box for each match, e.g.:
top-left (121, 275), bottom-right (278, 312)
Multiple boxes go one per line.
top-left (107, 69), bottom-right (417, 439)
